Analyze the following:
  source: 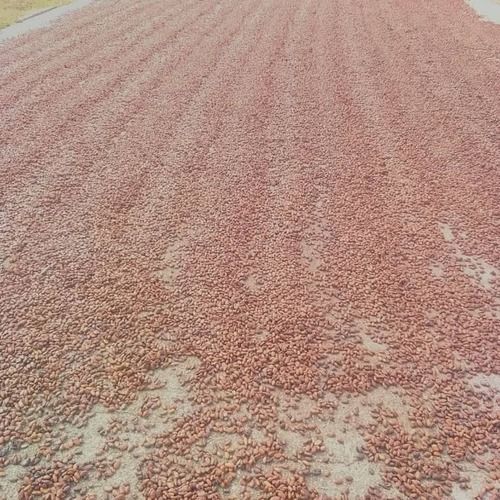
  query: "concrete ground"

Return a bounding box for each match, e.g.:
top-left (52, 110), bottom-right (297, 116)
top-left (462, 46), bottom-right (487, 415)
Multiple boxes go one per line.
top-left (0, 1), bottom-right (499, 499)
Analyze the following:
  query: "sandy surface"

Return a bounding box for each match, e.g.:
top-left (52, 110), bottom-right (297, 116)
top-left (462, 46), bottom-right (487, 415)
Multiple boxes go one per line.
top-left (0, 0), bottom-right (68, 29)
top-left (0, 0), bottom-right (499, 499)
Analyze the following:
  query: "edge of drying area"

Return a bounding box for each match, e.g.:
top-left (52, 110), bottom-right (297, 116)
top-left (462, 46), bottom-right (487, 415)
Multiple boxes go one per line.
top-left (0, 0), bottom-right (96, 43)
